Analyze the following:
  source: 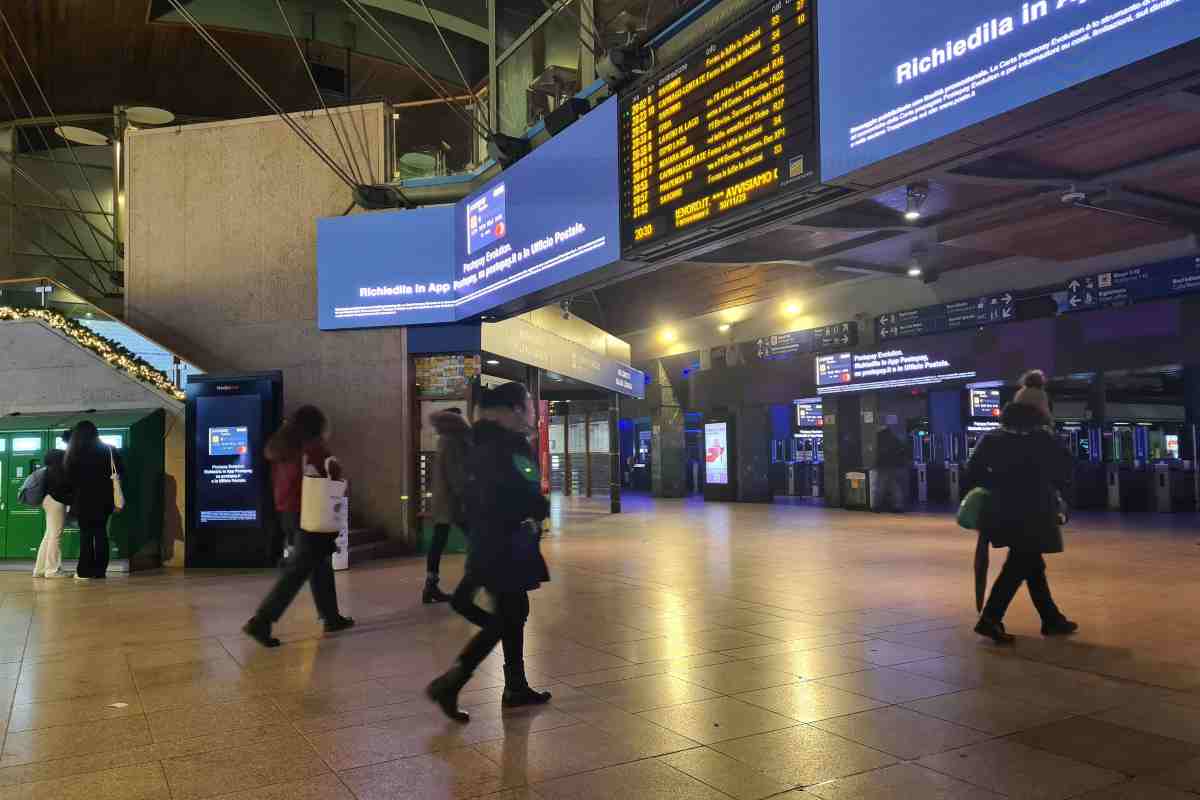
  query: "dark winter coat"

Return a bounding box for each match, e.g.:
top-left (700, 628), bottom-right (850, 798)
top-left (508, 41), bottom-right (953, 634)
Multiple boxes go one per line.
top-left (462, 420), bottom-right (551, 593)
top-left (65, 443), bottom-right (124, 524)
top-left (965, 403), bottom-right (1072, 554)
top-left (43, 450), bottom-right (73, 506)
top-left (431, 410), bottom-right (471, 526)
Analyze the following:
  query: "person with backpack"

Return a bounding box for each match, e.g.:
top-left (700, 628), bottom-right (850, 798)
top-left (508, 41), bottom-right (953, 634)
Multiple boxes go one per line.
top-left (426, 381), bottom-right (552, 722)
top-left (243, 405), bottom-right (354, 648)
top-left (64, 421), bottom-right (124, 581)
top-left (967, 370), bottom-right (1078, 643)
top-left (423, 406), bottom-right (470, 604)
top-left (29, 449), bottom-right (72, 578)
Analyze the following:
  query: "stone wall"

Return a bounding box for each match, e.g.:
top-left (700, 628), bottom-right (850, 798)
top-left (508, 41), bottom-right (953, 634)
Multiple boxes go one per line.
top-left (0, 319), bottom-right (185, 565)
top-left (123, 104), bottom-right (415, 542)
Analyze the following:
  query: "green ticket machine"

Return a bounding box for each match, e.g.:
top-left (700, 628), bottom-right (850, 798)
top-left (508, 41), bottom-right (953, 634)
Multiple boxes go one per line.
top-left (0, 409), bottom-right (166, 570)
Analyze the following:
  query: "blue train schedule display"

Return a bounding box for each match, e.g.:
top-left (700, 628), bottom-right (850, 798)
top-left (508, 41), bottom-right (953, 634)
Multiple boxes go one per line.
top-left (819, 0), bottom-right (1200, 180)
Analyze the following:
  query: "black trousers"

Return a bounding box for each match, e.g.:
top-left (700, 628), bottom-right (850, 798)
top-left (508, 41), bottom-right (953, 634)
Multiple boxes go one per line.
top-left (455, 586), bottom-right (530, 676)
top-left (76, 516), bottom-right (111, 578)
top-left (427, 523), bottom-right (451, 576)
top-left (255, 513), bottom-right (341, 624)
top-left (983, 550), bottom-right (1063, 623)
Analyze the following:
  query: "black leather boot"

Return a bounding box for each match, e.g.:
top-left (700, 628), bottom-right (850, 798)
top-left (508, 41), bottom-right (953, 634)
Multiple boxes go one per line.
top-left (502, 661), bottom-right (552, 708)
top-left (422, 577), bottom-right (451, 604)
top-left (974, 617), bottom-right (1015, 644)
top-left (426, 662), bottom-right (471, 722)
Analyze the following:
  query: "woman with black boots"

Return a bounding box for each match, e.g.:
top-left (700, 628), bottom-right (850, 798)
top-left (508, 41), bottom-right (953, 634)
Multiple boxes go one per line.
top-left (427, 381), bottom-right (552, 721)
top-left (64, 421), bottom-right (123, 580)
top-left (968, 370), bottom-right (1078, 643)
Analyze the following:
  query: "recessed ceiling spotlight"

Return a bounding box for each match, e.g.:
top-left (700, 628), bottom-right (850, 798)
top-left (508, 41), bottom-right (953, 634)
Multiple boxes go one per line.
top-left (904, 182), bottom-right (929, 221)
top-left (718, 323), bottom-right (731, 332)
top-left (907, 266), bottom-right (923, 277)
top-left (783, 301), bottom-right (801, 315)
top-left (660, 328), bottom-right (677, 343)
top-left (486, 359), bottom-right (500, 365)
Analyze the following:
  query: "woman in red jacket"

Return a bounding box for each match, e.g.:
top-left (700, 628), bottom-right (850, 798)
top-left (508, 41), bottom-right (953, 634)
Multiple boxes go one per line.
top-left (243, 405), bottom-right (354, 648)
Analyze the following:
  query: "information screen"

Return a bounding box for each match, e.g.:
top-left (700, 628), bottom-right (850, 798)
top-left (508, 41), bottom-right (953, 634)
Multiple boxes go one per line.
top-left (620, 0), bottom-right (817, 252)
top-left (795, 399), bottom-right (824, 427)
top-left (969, 388), bottom-right (1002, 419)
top-left (704, 422), bottom-right (730, 484)
top-left (817, 349), bottom-right (977, 394)
top-left (318, 97), bottom-right (621, 328)
top-left (816, 352), bottom-right (853, 386)
top-left (819, 0), bottom-right (1200, 180)
top-left (194, 395), bottom-right (261, 526)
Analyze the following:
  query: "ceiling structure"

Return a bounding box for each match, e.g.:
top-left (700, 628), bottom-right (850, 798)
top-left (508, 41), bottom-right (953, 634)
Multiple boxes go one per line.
top-left (579, 83), bottom-right (1200, 337)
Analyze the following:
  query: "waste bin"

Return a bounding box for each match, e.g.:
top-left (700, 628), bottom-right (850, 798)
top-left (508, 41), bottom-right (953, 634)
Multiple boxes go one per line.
top-left (947, 463), bottom-right (961, 507)
top-left (914, 463), bottom-right (928, 503)
top-left (1106, 463), bottom-right (1120, 511)
top-left (844, 471), bottom-right (869, 510)
top-left (1154, 464), bottom-right (1172, 513)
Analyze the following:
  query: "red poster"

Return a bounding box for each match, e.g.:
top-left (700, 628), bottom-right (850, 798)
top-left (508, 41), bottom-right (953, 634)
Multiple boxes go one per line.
top-left (538, 400), bottom-right (550, 495)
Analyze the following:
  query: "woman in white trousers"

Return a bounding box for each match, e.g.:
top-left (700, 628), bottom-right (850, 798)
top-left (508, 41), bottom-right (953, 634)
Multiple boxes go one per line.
top-left (34, 493), bottom-right (67, 577)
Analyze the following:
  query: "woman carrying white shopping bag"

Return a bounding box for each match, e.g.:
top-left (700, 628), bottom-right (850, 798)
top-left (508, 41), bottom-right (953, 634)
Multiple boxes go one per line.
top-left (244, 405), bottom-right (354, 648)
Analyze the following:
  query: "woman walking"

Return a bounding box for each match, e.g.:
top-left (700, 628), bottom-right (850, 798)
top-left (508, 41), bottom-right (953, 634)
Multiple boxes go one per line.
top-left (427, 381), bottom-right (552, 721)
top-left (33, 449), bottom-right (72, 578)
top-left (243, 405), bottom-right (354, 648)
top-left (424, 406), bottom-right (470, 604)
top-left (64, 421), bottom-right (123, 580)
top-left (968, 370), bottom-right (1077, 643)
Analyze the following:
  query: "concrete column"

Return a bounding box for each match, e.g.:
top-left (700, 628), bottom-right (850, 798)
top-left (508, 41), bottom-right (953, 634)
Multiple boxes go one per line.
top-left (584, 408), bottom-right (593, 498)
top-left (609, 392), bottom-right (621, 513)
top-left (562, 402), bottom-right (572, 497)
top-left (823, 395), bottom-right (864, 508)
top-left (736, 406), bottom-right (772, 502)
top-left (1182, 367), bottom-right (1200, 461)
top-left (399, 328), bottom-right (415, 543)
top-left (650, 360), bottom-right (686, 497)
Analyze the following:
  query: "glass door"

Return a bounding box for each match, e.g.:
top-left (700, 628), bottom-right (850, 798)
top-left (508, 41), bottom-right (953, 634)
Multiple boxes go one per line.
top-left (4, 434), bottom-right (46, 559)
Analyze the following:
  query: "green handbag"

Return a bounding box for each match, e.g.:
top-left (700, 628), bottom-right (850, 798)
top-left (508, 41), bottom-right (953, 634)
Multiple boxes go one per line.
top-left (957, 487), bottom-right (991, 530)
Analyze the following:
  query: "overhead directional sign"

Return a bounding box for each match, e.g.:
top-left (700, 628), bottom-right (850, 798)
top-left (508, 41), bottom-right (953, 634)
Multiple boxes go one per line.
top-left (877, 292), bottom-right (1013, 341)
top-left (756, 321), bottom-right (857, 360)
top-left (1060, 255), bottom-right (1200, 314)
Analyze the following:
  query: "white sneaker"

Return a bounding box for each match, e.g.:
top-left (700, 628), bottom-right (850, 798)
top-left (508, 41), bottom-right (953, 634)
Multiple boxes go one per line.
top-left (73, 573), bottom-right (91, 581)
top-left (46, 570), bottom-right (69, 578)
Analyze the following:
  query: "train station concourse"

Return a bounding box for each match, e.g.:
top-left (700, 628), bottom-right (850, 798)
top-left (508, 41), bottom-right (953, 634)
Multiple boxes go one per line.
top-left (2, 0), bottom-right (1200, 797)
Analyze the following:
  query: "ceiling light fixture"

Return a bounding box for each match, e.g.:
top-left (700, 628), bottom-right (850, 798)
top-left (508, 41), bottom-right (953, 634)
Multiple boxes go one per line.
top-left (660, 328), bottom-right (677, 343)
top-left (783, 301), bottom-right (801, 315)
top-left (907, 266), bottom-right (923, 277)
top-left (53, 126), bottom-right (109, 146)
top-left (125, 106), bottom-right (175, 126)
top-left (904, 182), bottom-right (929, 221)
top-left (718, 323), bottom-right (731, 332)
top-left (486, 359), bottom-right (500, 366)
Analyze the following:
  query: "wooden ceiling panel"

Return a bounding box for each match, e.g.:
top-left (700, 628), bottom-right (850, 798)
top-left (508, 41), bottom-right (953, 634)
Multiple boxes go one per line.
top-left (943, 206), bottom-right (1178, 261)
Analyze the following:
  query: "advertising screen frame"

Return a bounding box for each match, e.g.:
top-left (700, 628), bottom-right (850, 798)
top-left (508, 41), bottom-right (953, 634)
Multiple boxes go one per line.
top-left (185, 372), bottom-right (282, 568)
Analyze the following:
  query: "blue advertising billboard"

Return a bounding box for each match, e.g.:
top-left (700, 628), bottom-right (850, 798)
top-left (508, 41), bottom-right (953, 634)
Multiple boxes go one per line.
top-left (818, 0), bottom-right (1200, 181)
top-left (317, 97), bottom-right (621, 329)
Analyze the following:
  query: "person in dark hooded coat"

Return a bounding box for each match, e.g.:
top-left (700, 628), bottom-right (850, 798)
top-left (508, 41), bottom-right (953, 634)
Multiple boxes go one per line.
top-left (426, 381), bottom-right (552, 722)
top-left (424, 407), bottom-right (470, 604)
top-left (966, 370), bottom-right (1077, 643)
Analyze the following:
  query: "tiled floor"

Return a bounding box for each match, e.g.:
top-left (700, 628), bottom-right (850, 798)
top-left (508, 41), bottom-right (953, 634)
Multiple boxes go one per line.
top-left (0, 497), bottom-right (1199, 798)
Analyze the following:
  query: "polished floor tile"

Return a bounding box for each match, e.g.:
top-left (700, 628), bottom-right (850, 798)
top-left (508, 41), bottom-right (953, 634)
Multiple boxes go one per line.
top-left (0, 499), bottom-right (1195, 798)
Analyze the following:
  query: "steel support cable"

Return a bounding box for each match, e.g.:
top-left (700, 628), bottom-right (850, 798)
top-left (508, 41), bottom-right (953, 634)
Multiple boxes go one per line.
top-left (0, 189), bottom-right (110, 290)
top-left (339, 0), bottom-right (491, 140)
top-left (0, 9), bottom-right (116, 236)
top-left (274, 0), bottom-right (366, 186)
top-left (0, 54), bottom-right (113, 265)
top-left (164, 0), bottom-right (359, 190)
top-left (0, 80), bottom-right (106, 272)
top-left (416, 0), bottom-right (492, 130)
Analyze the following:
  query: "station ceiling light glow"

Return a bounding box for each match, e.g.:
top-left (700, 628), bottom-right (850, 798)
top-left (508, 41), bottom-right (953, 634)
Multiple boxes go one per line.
top-left (904, 182), bottom-right (928, 221)
top-left (718, 323), bottom-right (731, 332)
top-left (659, 328), bottom-right (677, 343)
top-left (907, 266), bottom-right (923, 277)
top-left (783, 301), bottom-right (801, 315)
top-left (485, 358), bottom-right (500, 365)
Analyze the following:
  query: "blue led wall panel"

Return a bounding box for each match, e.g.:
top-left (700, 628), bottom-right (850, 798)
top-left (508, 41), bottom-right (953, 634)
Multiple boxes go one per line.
top-left (317, 97), bottom-right (621, 330)
top-left (819, 0), bottom-right (1200, 181)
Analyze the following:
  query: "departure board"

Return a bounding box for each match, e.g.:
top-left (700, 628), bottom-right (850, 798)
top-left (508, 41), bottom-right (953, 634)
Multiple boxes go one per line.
top-left (619, 0), bottom-right (818, 253)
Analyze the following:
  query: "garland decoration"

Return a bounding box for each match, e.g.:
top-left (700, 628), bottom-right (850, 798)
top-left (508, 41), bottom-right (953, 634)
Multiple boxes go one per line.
top-left (0, 306), bottom-right (186, 401)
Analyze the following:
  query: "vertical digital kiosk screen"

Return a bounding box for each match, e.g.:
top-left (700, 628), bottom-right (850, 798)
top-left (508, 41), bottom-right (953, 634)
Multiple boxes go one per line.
top-left (186, 372), bottom-right (282, 568)
top-left (969, 388), bottom-right (1002, 419)
top-left (795, 399), bottom-right (824, 427)
top-left (704, 422), bottom-right (730, 485)
top-left (816, 353), bottom-right (853, 386)
top-left (620, 0), bottom-right (818, 253)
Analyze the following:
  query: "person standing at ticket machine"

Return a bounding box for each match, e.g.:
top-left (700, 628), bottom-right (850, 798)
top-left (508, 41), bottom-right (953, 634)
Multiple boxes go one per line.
top-left (243, 406), bottom-right (354, 648)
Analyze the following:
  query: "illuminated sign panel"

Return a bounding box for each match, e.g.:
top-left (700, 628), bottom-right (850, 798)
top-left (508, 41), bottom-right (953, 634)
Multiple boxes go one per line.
top-left (819, 0), bottom-right (1200, 180)
top-left (816, 349), bottom-right (977, 394)
top-left (969, 388), bottom-right (1002, 419)
top-left (704, 422), bottom-right (730, 484)
top-left (620, 0), bottom-right (818, 252)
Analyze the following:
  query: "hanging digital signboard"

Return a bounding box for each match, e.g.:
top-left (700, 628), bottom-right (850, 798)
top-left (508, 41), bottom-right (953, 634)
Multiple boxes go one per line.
top-left (819, 0), bottom-right (1200, 181)
top-left (816, 349), bottom-right (977, 394)
top-left (619, 0), bottom-right (818, 254)
top-left (318, 97), bottom-right (621, 329)
top-left (969, 388), bottom-right (1002, 419)
top-left (795, 398), bottom-right (824, 427)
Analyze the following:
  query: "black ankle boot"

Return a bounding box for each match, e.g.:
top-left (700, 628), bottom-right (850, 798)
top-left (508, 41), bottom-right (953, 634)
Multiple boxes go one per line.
top-left (1041, 618), bottom-right (1079, 636)
top-left (974, 617), bottom-right (1015, 644)
top-left (502, 662), bottom-right (551, 708)
top-left (422, 578), bottom-right (451, 604)
top-left (426, 663), bottom-right (471, 722)
top-left (242, 617), bottom-right (280, 648)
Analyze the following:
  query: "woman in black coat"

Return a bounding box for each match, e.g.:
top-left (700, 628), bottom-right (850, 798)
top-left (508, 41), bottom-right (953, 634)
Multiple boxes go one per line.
top-left (966, 371), bottom-right (1076, 643)
top-left (64, 421), bottom-right (124, 580)
top-left (427, 381), bottom-right (552, 722)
